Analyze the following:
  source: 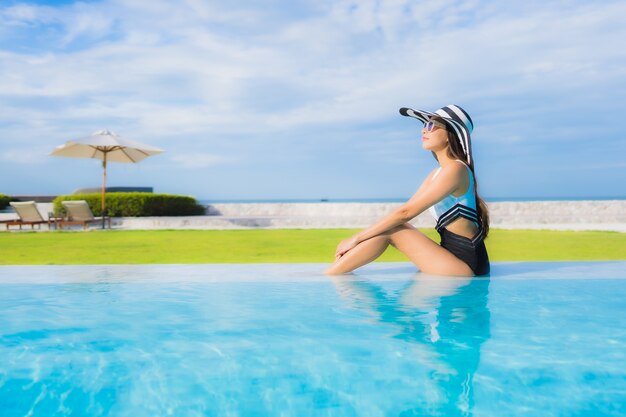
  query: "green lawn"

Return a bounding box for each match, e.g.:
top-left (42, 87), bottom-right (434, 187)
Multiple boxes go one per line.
top-left (0, 229), bottom-right (624, 265)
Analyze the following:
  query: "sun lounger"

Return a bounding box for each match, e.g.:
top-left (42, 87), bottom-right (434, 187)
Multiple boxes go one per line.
top-left (60, 200), bottom-right (112, 230)
top-left (2, 201), bottom-right (49, 230)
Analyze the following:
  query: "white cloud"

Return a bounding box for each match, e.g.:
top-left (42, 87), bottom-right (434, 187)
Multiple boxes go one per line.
top-left (170, 153), bottom-right (237, 169)
top-left (2, 3), bottom-right (54, 23)
top-left (0, 0), bottom-right (625, 201)
top-left (0, 147), bottom-right (50, 164)
top-left (1, 0), bottom-right (624, 141)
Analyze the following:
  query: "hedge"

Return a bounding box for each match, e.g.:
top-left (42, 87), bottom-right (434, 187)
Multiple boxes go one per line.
top-left (0, 194), bottom-right (9, 210)
top-left (53, 193), bottom-right (206, 217)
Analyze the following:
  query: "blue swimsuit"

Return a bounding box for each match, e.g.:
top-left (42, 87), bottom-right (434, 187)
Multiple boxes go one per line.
top-left (429, 160), bottom-right (490, 275)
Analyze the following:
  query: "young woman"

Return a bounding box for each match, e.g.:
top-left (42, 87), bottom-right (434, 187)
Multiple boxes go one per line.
top-left (325, 104), bottom-right (490, 276)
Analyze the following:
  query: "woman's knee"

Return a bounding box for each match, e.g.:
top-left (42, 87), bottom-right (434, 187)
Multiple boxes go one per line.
top-left (368, 234), bottom-right (392, 247)
top-left (388, 223), bottom-right (415, 245)
top-left (392, 223), bottom-right (415, 232)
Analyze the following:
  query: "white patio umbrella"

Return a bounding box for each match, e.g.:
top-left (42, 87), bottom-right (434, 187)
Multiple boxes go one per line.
top-left (50, 129), bottom-right (164, 228)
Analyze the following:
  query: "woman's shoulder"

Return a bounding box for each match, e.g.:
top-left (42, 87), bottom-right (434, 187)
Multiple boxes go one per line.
top-left (429, 164), bottom-right (464, 187)
top-left (428, 166), bottom-right (442, 181)
top-left (435, 161), bottom-right (469, 187)
top-left (439, 161), bottom-right (467, 176)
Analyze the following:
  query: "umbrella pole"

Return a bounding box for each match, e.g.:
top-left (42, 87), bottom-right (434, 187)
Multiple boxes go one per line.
top-left (102, 154), bottom-right (107, 229)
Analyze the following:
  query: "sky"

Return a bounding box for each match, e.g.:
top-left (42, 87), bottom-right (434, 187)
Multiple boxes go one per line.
top-left (0, 0), bottom-right (624, 201)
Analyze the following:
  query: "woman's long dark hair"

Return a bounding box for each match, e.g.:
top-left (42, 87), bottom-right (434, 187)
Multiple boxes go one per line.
top-left (431, 117), bottom-right (490, 238)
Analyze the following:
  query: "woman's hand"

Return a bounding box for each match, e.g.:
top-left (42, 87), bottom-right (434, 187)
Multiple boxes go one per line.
top-left (335, 235), bottom-right (359, 260)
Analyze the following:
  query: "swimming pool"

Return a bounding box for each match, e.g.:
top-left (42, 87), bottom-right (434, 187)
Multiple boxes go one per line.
top-left (1, 262), bottom-right (625, 416)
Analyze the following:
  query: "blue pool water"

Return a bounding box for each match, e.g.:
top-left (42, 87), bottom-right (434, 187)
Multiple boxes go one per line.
top-left (1, 262), bottom-right (625, 417)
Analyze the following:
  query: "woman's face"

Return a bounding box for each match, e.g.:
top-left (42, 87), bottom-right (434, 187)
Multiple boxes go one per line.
top-left (421, 119), bottom-right (448, 152)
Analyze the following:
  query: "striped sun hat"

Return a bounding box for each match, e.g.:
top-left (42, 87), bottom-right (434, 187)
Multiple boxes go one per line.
top-left (399, 104), bottom-right (474, 164)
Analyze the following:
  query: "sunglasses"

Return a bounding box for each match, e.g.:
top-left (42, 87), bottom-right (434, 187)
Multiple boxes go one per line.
top-left (424, 120), bottom-right (447, 132)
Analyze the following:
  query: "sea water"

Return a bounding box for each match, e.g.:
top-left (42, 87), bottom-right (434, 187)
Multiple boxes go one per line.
top-left (0, 262), bottom-right (625, 416)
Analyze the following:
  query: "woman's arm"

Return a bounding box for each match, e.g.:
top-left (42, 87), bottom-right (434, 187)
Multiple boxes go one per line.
top-left (353, 163), bottom-right (466, 244)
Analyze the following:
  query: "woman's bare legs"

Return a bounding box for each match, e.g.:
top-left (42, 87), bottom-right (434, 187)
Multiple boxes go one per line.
top-left (324, 224), bottom-right (473, 276)
top-left (324, 233), bottom-right (393, 275)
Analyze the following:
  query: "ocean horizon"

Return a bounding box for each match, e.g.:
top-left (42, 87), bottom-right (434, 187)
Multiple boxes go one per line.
top-left (199, 196), bottom-right (626, 204)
